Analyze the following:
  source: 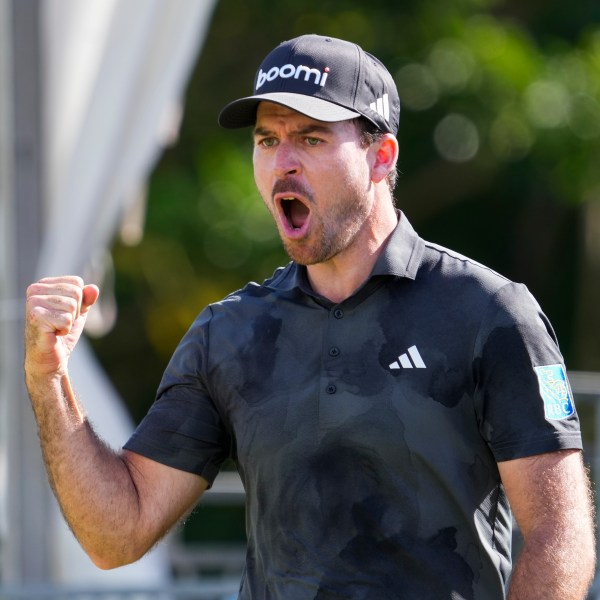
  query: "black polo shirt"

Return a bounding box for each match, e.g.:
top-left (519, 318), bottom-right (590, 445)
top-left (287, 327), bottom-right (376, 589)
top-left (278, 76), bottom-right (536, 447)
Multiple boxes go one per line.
top-left (125, 212), bottom-right (582, 599)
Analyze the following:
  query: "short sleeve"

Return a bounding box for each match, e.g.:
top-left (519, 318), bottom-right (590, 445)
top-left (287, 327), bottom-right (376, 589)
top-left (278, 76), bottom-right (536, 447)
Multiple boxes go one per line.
top-left (473, 283), bottom-right (582, 462)
top-left (124, 306), bottom-right (231, 485)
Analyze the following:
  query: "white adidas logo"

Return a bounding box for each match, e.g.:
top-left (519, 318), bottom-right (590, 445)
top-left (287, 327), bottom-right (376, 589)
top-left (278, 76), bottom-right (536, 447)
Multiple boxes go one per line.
top-left (369, 93), bottom-right (390, 122)
top-left (389, 345), bottom-right (426, 369)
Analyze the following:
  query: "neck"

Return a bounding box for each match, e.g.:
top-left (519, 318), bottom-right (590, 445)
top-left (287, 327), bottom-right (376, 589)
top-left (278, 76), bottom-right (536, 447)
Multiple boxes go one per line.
top-left (306, 201), bottom-right (398, 304)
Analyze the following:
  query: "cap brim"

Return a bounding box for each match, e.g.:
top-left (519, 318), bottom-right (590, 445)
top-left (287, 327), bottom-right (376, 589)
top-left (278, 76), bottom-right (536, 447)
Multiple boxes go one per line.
top-left (218, 92), bottom-right (361, 129)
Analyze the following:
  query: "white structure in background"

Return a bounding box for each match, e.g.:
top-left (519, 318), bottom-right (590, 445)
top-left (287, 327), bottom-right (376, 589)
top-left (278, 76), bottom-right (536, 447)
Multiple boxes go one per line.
top-left (0, 0), bottom-right (217, 589)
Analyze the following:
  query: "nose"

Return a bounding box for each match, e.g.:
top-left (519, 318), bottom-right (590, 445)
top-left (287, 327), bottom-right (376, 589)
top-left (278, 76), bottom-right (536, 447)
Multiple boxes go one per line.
top-left (274, 141), bottom-right (301, 178)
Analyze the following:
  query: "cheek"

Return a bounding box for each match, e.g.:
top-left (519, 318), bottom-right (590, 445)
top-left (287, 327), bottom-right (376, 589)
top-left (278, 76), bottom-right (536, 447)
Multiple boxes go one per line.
top-left (253, 154), bottom-right (270, 199)
top-left (335, 156), bottom-right (370, 192)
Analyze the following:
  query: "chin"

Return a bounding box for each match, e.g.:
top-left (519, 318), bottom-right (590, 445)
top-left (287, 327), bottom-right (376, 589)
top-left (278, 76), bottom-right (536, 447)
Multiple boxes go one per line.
top-left (283, 244), bottom-right (335, 267)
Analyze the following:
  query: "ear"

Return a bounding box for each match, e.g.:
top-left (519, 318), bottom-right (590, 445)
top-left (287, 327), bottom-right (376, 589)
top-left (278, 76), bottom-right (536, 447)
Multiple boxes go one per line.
top-left (370, 134), bottom-right (399, 184)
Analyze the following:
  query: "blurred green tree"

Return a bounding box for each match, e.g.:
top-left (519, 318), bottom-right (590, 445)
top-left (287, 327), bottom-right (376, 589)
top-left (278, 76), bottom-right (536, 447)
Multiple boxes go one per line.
top-left (91, 0), bottom-right (600, 425)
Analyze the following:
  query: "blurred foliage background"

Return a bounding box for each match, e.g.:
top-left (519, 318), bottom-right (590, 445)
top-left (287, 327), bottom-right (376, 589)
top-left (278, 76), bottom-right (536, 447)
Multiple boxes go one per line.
top-left (90, 0), bottom-right (600, 431)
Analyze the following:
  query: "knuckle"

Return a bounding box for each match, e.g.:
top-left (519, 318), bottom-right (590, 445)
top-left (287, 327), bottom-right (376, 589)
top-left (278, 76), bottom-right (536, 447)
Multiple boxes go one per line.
top-left (66, 297), bottom-right (78, 312)
top-left (26, 282), bottom-right (42, 298)
top-left (27, 304), bottom-right (45, 325)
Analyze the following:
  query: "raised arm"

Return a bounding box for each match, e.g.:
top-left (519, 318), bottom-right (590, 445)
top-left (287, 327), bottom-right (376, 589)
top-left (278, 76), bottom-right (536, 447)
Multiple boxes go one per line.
top-left (499, 449), bottom-right (596, 599)
top-left (24, 276), bottom-right (207, 569)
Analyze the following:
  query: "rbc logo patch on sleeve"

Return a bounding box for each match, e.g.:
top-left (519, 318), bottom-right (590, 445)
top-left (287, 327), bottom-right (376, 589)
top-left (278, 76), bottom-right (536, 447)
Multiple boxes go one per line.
top-left (534, 364), bottom-right (575, 420)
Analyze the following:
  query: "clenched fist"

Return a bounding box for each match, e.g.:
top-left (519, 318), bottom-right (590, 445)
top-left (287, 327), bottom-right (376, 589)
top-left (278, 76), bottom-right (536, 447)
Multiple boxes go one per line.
top-left (25, 276), bottom-right (99, 377)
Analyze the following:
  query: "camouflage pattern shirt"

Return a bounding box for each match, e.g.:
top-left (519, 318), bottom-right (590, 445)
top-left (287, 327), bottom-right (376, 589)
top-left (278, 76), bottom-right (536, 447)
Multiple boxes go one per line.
top-left (125, 212), bottom-right (582, 600)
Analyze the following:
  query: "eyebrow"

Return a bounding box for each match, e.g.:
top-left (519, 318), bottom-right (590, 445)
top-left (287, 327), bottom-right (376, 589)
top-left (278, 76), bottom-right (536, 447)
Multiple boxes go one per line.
top-left (253, 124), bottom-right (334, 137)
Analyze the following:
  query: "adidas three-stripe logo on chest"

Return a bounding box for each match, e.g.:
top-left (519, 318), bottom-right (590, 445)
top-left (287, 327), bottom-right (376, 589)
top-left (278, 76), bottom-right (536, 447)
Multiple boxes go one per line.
top-left (389, 345), bottom-right (426, 369)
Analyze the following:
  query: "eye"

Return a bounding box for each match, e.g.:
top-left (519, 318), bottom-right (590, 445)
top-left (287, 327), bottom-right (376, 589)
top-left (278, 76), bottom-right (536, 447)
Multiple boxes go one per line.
top-left (258, 137), bottom-right (278, 148)
top-left (305, 137), bottom-right (321, 146)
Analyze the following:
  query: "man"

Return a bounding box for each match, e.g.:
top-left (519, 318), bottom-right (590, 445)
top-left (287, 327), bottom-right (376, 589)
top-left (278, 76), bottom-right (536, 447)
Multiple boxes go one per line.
top-left (25, 34), bottom-right (595, 599)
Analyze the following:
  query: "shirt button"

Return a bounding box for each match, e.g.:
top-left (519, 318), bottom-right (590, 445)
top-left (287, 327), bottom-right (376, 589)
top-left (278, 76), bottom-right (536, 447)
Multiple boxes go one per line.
top-left (326, 384), bottom-right (337, 394)
top-left (333, 309), bottom-right (344, 319)
top-left (329, 347), bottom-right (340, 357)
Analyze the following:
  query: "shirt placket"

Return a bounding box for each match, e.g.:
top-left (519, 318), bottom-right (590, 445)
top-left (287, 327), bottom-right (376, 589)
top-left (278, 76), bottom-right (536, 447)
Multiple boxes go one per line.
top-left (318, 305), bottom-right (347, 430)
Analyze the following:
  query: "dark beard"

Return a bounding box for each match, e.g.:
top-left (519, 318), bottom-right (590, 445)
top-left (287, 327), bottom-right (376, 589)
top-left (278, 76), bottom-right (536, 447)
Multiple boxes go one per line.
top-left (270, 178), bottom-right (371, 266)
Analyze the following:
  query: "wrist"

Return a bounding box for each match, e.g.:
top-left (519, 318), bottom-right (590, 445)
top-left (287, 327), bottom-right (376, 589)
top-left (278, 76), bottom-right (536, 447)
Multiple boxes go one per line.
top-left (24, 361), bottom-right (67, 388)
top-left (25, 368), bottom-right (86, 428)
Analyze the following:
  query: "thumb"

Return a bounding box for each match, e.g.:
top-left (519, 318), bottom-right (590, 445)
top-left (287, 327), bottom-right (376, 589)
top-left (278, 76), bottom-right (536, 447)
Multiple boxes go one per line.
top-left (80, 284), bottom-right (100, 316)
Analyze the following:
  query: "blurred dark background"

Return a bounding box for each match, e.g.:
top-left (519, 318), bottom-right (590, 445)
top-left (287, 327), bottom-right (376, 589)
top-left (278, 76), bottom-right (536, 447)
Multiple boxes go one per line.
top-left (88, 0), bottom-right (600, 543)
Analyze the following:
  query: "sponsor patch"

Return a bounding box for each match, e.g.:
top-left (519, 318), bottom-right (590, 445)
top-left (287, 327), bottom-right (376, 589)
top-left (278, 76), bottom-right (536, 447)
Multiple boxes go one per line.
top-left (534, 364), bottom-right (575, 420)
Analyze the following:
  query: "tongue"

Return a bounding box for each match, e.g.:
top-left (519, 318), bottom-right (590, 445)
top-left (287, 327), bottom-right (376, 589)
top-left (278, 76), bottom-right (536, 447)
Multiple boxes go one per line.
top-left (289, 200), bottom-right (309, 229)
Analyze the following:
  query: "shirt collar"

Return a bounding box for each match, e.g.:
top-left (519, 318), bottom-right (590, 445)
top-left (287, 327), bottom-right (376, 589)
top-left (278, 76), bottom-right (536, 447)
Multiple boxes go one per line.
top-left (268, 211), bottom-right (424, 293)
top-left (371, 210), bottom-right (424, 279)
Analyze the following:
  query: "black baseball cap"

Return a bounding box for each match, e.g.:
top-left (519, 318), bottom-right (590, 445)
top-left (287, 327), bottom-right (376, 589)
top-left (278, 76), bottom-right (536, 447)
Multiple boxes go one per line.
top-left (218, 34), bottom-right (400, 135)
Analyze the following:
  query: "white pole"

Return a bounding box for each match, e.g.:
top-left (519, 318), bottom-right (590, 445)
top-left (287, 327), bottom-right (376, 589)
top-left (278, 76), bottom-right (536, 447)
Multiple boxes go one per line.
top-left (0, 0), bottom-right (16, 581)
top-left (1, 0), bottom-right (52, 583)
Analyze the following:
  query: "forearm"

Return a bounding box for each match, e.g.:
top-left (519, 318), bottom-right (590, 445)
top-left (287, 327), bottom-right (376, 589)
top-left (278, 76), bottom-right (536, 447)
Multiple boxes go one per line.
top-left (25, 370), bottom-right (148, 567)
top-left (23, 278), bottom-right (202, 567)
top-left (508, 526), bottom-right (595, 600)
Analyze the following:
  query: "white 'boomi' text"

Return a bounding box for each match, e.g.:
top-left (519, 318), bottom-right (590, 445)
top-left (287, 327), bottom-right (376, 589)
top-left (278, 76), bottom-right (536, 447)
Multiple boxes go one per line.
top-left (256, 64), bottom-right (330, 90)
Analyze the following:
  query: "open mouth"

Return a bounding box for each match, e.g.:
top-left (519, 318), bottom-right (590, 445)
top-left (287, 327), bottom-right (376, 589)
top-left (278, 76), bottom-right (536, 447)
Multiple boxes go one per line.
top-left (278, 196), bottom-right (311, 236)
top-left (282, 198), bottom-right (309, 229)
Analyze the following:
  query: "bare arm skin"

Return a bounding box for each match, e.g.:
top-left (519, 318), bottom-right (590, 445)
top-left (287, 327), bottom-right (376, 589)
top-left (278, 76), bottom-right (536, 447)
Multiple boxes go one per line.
top-left (24, 276), bottom-right (208, 569)
top-left (499, 449), bottom-right (596, 599)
